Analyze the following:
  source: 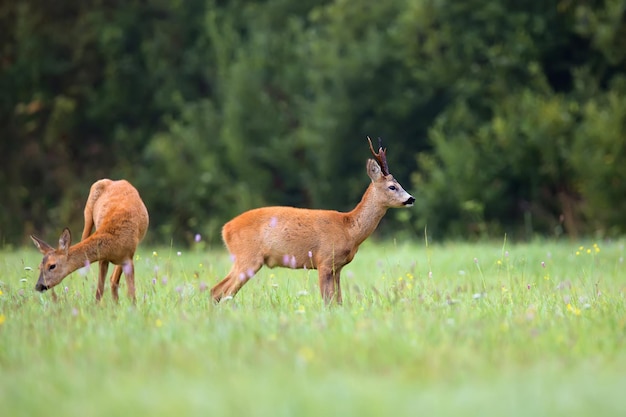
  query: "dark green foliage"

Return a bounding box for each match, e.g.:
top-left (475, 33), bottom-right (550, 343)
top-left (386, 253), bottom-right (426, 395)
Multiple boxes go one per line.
top-left (1, 0), bottom-right (625, 246)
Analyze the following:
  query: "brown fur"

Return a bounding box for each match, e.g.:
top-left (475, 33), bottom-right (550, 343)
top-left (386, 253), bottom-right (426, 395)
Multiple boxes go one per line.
top-left (31, 179), bottom-right (149, 302)
top-left (211, 158), bottom-right (415, 304)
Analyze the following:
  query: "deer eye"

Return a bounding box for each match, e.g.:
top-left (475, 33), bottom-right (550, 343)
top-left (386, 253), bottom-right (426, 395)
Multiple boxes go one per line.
top-left (48, 264), bottom-right (56, 271)
top-left (388, 185), bottom-right (397, 191)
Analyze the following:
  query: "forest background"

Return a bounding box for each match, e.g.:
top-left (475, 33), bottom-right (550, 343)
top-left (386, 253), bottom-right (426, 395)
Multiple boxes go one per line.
top-left (1, 0), bottom-right (625, 247)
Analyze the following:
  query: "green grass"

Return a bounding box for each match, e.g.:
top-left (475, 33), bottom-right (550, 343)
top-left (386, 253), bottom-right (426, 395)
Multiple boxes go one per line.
top-left (1, 239), bottom-right (625, 416)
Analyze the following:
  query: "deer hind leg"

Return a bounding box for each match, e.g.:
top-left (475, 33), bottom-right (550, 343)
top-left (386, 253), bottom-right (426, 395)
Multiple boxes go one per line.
top-left (110, 265), bottom-right (123, 302)
top-left (211, 256), bottom-right (263, 302)
top-left (318, 266), bottom-right (343, 305)
top-left (97, 261), bottom-right (109, 301)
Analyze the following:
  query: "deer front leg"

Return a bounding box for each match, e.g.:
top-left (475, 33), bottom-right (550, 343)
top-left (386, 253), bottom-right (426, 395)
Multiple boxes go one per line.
top-left (122, 261), bottom-right (136, 303)
top-left (318, 266), bottom-right (342, 305)
top-left (110, 265), bottom-right (123, 302)
top-left (97, 261), bottom-right (109, 301)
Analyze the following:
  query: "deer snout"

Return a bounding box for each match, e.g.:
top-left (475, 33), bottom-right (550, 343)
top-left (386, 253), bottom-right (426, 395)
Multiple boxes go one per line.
top-left (403, 196), bottom-right (416, 206)
top-left (35, 275), bottom-right (49, 292)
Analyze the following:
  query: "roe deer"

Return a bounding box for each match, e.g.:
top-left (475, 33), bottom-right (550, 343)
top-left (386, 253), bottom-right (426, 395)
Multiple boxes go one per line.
top-left (31, 179), bottom-right (149, 302)
top-left (211, 137), bottom-right (415, 304)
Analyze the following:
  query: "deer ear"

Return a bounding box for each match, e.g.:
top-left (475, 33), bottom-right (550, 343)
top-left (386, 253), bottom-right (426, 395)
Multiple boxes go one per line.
top-left (58, 228), bottom-right (72, 254)
top-left (31, 235), bottom-right (54, 254)
top-left (367, 159), bottom-right (383, 182)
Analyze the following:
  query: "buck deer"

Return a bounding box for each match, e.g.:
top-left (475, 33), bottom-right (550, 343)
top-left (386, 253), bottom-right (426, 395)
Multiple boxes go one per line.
top-left (211, 137), bottom-right (415, 304)
top-left (30, 179), bottom-right (149, 302)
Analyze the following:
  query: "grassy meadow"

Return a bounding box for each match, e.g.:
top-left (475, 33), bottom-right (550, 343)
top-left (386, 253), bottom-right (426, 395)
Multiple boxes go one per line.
top-left (0, 238), bottom-right (625, 416)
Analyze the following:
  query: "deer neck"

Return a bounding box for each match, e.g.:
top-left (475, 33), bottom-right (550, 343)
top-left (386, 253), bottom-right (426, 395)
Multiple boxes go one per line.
top-left (66, 235), bottom-right (110, 272)
top-left (347, 184), bottom-right (388, 245)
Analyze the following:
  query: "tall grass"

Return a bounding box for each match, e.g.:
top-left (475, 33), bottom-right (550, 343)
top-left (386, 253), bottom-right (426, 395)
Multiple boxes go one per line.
top-left (0, 239), bottom-right (624, 416)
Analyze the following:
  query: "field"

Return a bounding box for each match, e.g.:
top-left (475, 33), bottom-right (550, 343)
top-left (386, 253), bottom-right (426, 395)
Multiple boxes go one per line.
top-left (1, 238), bottom-right (625, 416)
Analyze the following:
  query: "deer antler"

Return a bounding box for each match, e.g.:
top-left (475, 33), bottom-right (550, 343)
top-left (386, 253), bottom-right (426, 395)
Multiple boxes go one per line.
top-left (367, 136), bottom-right (390, 176)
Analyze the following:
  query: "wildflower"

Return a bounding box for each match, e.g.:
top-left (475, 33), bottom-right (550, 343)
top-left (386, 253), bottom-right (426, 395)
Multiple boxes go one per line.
top-left (195, 234), bottom-right (201, 243)
top-left (297, 290), bottom-right (309, 297)
top-left (71, 308), bottom-right (79, 317)
top-left (474, 257), bottom-right (479, 264)
top-left (161, 276), bottom-right (168, 285)
top-left (152, 251), bottom-right (158, 257)
top-left (155, 319), bottom-right (163, 327)
top-left (282, 254), bottom-right (290, 266)
top-left (308, 251), bottom-right (313, 259)
top-left (64, 286), bottom-right (69, 293)
top-left (586, 249), bottom-right (591, 254)
top-left (199, 282), bottom-right (208, 292)
top-left (504, 251), bottom-right (509, 257)
top-left (175, 286), bottom-right (183, 294)
top-left (541, 261), bottom-right (545, 268)
top-left (0, 314), bottom-right (5, 325)
top-left (290, 256), bottom-right (297, 269)
top-left (152, 278), bottom-right (157, 285)
top-left (177, 251), bottom-right (182, 256)
top-left (496, 260), bottom-right (502, 266)
top-left (0, 289), bottom-right (2, 296)
top-left (566, 303), bottom-right (581, 316)
top-left (428, 271), bottom-right (433, 279)
top-left (269, 217), bottom-right (278, 228)
top-left (247, 268), bottom-right (255, 278)
top-left (123, 262), bottom-right (133, 276)
top-left (296, 305), bottom-right (306, 314)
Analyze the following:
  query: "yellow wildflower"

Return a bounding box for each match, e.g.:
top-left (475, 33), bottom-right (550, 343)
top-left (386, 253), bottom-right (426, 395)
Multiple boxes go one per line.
top-left (155, 319), bottom-right (163, 327)
top-left (0, 314), bottom-right (5, 325)
top-left (566, 303), bottom-right (581, 316)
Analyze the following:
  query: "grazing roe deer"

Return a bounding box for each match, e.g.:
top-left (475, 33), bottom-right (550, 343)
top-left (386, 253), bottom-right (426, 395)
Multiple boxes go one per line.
top-left (31, 179), bottom-right (149, 302)
top-left (211, 137), bottom-right (415, 304)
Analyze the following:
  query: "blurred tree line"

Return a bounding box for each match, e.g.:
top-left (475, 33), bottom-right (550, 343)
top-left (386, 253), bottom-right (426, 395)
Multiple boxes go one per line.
top-left (1, 0), bottom-right (625, 247)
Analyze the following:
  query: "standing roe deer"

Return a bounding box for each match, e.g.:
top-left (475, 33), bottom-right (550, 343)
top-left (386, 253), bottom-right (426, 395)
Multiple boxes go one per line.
top-left (31, 179), bottom-right (149, 302)
top-left (211, 137), bottom-right (415, 304)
